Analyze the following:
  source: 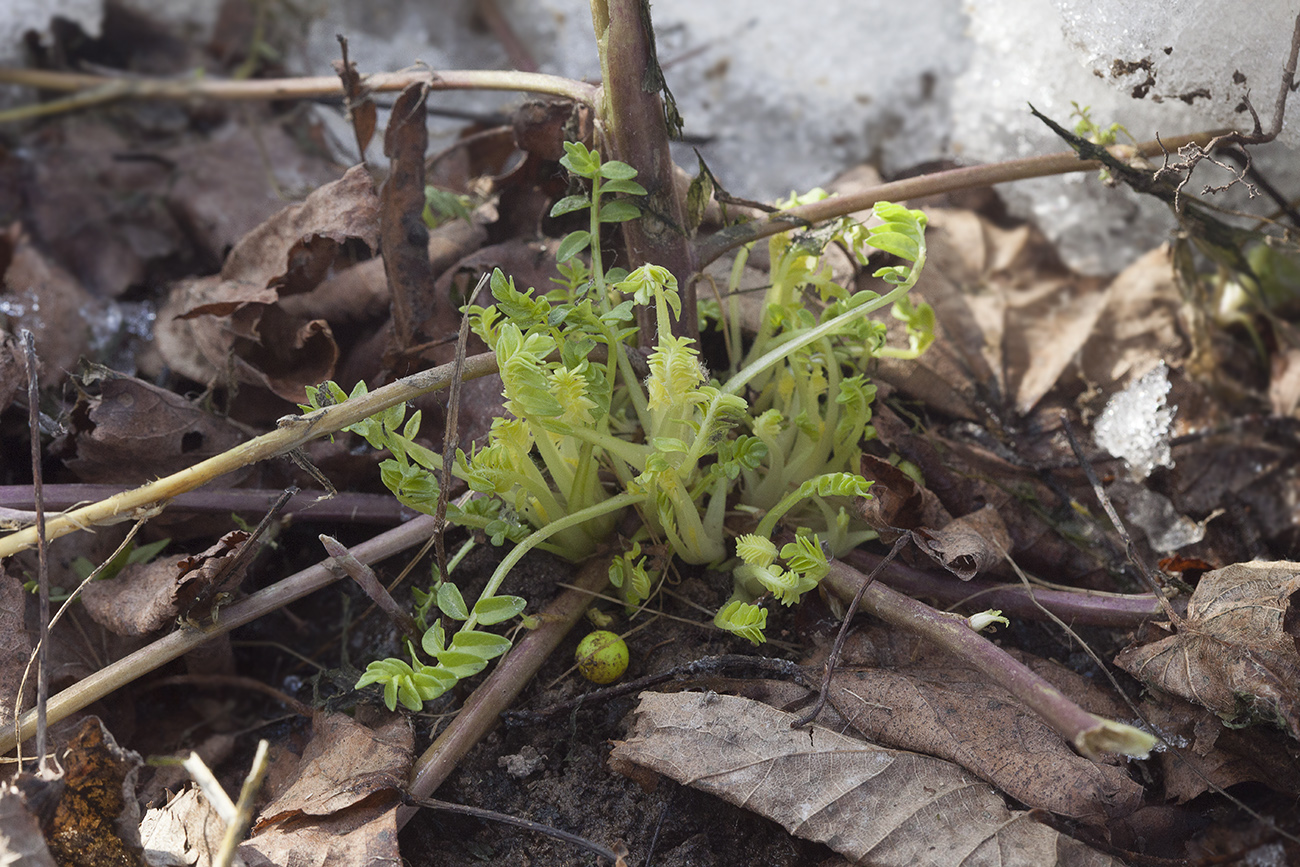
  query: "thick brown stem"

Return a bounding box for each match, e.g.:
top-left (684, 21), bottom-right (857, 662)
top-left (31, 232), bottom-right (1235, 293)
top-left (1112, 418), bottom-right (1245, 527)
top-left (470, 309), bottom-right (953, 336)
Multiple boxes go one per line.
top-left (590, 0), bottom-right (697, 343)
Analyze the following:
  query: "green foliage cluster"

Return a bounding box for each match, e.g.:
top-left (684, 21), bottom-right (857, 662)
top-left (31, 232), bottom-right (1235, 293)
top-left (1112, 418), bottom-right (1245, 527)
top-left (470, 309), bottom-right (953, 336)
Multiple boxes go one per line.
top-left (303, 142), bottom-right (933, 709)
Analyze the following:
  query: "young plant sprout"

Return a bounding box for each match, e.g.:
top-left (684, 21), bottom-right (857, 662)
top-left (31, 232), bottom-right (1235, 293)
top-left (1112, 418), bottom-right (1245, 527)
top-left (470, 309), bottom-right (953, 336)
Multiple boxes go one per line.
top-left (300, 144), bottom-right (934, 707)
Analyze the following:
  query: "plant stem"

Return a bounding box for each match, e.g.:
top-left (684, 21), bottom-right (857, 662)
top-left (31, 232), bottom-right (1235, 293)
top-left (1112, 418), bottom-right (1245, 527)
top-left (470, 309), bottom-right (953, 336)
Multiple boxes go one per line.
top-left (695, 129), bottom-right (1228, 268)
top-left (0, 351), bottom-right (499, 559)
top-left (589, 0), bottom-right (697, 341)
top-left (0, 515), bottom-right (441, 754)
top-left (0, 68), bottom-right (598, 123)
top-left (844, 548), bottom-right (1166, 628)
top-left (463, 492), bottom-right (641, 630)
top-left (400, 557), bottom-right (611, 826)
top-left (821, 559), bottom-right (1154, 758)
top-left (320, 534), bottom-right (423, 645)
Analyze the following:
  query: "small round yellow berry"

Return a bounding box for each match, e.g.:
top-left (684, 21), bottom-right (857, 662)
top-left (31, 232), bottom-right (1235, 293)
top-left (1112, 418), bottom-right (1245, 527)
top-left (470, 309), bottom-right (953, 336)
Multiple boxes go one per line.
top-left (575, 630), bottom-right (628, 684)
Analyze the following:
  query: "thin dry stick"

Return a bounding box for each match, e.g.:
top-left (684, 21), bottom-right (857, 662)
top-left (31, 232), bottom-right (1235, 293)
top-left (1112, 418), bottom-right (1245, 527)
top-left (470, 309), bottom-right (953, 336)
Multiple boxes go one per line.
top-left (320, 534), bottom-right (422, 645)
top-left (696, 129), bottom-right (1228, 268)
top-left (20, 331), bottom-right (49, 770)
top-left (434, 274), bottom-right (487, 581)
top-left (0, 351), bottom-right (499, 559)
top-left (407, 795), bottom-right (625, 864)
top-left (0, 67), bottom-right (599, 122)
top-left (1058, 410), bottom-right (1183, 628)
top-left (790, 534), bottom-right (909, 729)
top-left (0, 514), bottom-right (441, 754)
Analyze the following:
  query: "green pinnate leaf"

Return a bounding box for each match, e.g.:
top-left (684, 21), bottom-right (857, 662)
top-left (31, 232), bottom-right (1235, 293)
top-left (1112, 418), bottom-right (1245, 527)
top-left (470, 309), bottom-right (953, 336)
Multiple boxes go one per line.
top-left (473, 595), bottom-right (527, 625)
top-left (559, 141), bottom-right (601, 178)
top-left (549, 194), bottom-right (591, 217)
top-left (599, 199), bottom-right (642, 223)
top-left (598, 160), bottom-right (638, 180)
top-left (556, 230), bottom-right (592, 263)
top-left (713, 599), bottom-right (767, 645)
top-left (437, 582), bottom-right (469, 620)
top-left (600, 178), bottom-right (647, 196)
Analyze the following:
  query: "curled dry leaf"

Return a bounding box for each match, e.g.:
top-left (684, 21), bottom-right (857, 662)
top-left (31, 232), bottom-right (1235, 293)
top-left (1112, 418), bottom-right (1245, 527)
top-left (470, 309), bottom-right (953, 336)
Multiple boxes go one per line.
top-left (56, 369), bottom-right (248, 486)
top-left (154, 165), bottom-right (380, 402)
top-left (1115, 560), bottom-right (1300, 738)
top-left (610, 691), bottom-right (1123, 867)
top-left (81, 531), bottom-right (249, 636)
top-left (827, 626), bottom-right (1144, 827)
top-left (242, 710), bottom-right (412, 867)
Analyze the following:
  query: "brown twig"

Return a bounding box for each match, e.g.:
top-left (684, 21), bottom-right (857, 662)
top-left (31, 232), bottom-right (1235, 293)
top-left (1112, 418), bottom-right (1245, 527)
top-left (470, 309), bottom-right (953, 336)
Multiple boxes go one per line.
top-left (0, 514), bottom-right (443, 754)
top-left (320, 534), bottom-right (423, 645)
top-left (820, 558), bottom-right (1155, 758)
top-left (791, 535), bottom-right (908, 729)
top-left (20, 331), bottom-right (49, 771)
top-left (0, 67), bottom-right (599, 123)
top-left (695, 129), bottom-right (1228, 269)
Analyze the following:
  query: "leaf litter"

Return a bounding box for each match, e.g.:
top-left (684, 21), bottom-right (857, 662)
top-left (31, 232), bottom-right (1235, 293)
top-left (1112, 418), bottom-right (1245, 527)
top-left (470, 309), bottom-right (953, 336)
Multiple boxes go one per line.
top-left (2, 6), bottom-right (1300, 867)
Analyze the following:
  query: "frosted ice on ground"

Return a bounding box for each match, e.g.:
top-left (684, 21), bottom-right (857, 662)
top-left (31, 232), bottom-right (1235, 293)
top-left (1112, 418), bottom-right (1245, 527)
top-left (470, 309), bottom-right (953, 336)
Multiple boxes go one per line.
top-left (1093, 362), bottom-right (1175, 481)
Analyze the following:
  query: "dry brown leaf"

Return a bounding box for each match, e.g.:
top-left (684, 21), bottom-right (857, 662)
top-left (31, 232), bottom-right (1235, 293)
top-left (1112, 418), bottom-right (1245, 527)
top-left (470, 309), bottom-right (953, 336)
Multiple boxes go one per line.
top-left (1115, 561), bottom-right (1300, 738)
top-left (1140, 695), bottom-right (1300, 803)
top-left (56, 369), bottom-right (248, 486)
top-left (154, 165), bottom-right (379, 401)
top-left (45, 717), bottom-right (145, 867)
top-left (381, 83), bottom-right (440, 352)
top-left (0, 567), bottom-right (34, 729)
top-left (914, 504), bottom-right (1012, 581)
top-left (81, 531), bottom-right (248, 635)
top-left (827, 626), bottom-right (1144, 827)
top-left (241, 710), bottom-right (412, 867)
top-left (0, 785), bottom-right (58, 866)
top-left (610, 691), bottom-right (1123, 866)
top-left (138, 786), bottom-right (226, 867)
top-left (1, 223), bottom-right (102, 384)
top-left (0, 330), bottom-right (28, 415)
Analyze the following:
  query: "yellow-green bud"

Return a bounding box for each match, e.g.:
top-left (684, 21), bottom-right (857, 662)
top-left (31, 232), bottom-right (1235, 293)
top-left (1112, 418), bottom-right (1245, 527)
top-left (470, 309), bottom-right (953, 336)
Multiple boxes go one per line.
top-left (575, 630), bottom-right (629, 684)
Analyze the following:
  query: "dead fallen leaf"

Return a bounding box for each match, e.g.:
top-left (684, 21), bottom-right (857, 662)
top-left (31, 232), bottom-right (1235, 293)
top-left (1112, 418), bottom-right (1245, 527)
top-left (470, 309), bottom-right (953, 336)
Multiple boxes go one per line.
top-left (2, 223), bottom-right (103, 384)
top-left (381, 83), bottom-right (441, 353)
top-left (0, 330), bottom-right (27, 415)
top-left (56, 368), bottom-right (248, 486)
top-left (241, 710), bottom-right (412, 867)
top-left (0, 784), bottom-right (58, 866)
top-left (827, 626), bottom-right (1144, 827)
top-left (46, 716), bottom-right (145, 867)
top-left (139, 786), bottom-right (226, 867)
top-left (913, 504), bottom-right (1012, 581)
top-left (0, 567), bottom-right (34, 729)
top-left (154, 165), bottom-right (379, 401)
top-left (81, 531), bottom-right (249, 635)
top-left (1140, 695), bottom-right (1300, 803)
top-left (1115, 560), bottom-right (1300, 738)
top-left (610, 691), bottom-right (1122, 866)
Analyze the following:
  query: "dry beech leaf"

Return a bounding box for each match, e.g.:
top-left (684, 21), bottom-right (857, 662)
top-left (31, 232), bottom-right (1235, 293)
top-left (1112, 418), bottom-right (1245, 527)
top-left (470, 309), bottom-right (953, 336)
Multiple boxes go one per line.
top-left (914, 503), bottom-right (1012, 581)
top-left (242, 710), bottom-right (412, 867)
top-left (1115, 561), bottom-right (1300, 738)
top-left (381, 82), bottom-right (438, 351)
top-left (57, 369), bottom-right (248, 485)
top-left (81, 531), bottom-right (248, 635)
top-left (1, 223), bottom-right (102, 383)
top-left (138, 786), bottom-right (226, 867)
top-left (154, 165), bottom-right (379, 401)
top-left (827, 626), bottom-right (1144, 827)
top-left (610, 692), bottom-right (1122, 867)
top-left (0, 569), bottom-right (33, 729)
top-left (1139, 695), bottom-right (1300, 803)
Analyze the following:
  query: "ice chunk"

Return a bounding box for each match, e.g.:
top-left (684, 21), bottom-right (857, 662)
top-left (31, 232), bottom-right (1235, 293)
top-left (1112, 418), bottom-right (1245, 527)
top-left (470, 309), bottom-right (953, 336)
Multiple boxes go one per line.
top-left (1093, 362), bottom-right (1174, 480)
top-left (1108, 480), bottom-right (1204, 553)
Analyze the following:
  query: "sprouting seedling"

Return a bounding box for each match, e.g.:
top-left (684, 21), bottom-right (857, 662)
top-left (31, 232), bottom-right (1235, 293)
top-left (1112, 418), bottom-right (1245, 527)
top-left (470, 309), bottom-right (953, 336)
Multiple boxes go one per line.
top-left (307, 151), bottom-right (934, 705)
